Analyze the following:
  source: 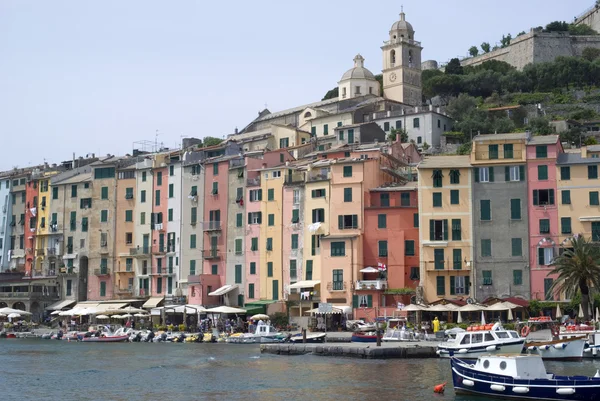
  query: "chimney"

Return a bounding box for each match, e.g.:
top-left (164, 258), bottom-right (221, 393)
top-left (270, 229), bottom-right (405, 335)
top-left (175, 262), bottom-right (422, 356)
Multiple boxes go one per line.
top-left (234, 127), bottom-right (239, 135)
top-left (262, 163), bottom-right (267, 169)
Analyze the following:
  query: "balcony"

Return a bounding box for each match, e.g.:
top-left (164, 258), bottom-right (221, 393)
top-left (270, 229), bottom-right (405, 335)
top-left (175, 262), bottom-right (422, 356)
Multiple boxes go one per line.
top-left (202, 221), bottom-right (221, 231)
top-left (425, 260), bottom-right (471, 271)
top-left (59, 267), bottom-right (77, 275)
top-left (130, 247), bottom-right (150, 257)
top-left (473, 150), bottom-right (523, 162)
top-left (284, 173), bottom-right (305, 185)
top-left (247, 177), bottom-right (261, 187)
top-left (35, 248), bottom-right (45, 256)
top-left (326, 281), bottom-right (348, 292)
top-left (30, 269), bottom-right (57, 278)
top-left (94, 268), bottom-right (110, 276)
top-left (229, 158), bottom-right (245, 168)
top-left (116, 265), bottom-right (134, 274)
top-left (152, 244), bottom-right (166, 254)
top-left (65, 246), bottom-right (74, 255)
top-left (202, 249), bottom-right (220, 260)
top-left (288, 292), bottom-right (320, 302)
top-left (100, 242), bottom-right (109, 254)
top-left (46, 248), bottom-right (58, 257)
top-left (151, 223), bottom-right (164, 231)
top-left (367, 198), bottom-right (418, 208)
top-left (153, 267), bottom-right (175, 276)
top-left (355, 279), bottom-right (388, 291)
top-left (307, 171), bottom-right (330, 182)
top-left (115, 286), bottom-right (133, 295)
top-left (167, 244), bottom-right (176, 253)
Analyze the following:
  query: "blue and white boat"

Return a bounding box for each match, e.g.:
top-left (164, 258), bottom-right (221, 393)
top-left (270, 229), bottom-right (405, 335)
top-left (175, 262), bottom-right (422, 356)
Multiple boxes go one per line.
top-left (451, 354), bottom-right (600, 400)
top-left (437, 322), bottom-right (524, 358)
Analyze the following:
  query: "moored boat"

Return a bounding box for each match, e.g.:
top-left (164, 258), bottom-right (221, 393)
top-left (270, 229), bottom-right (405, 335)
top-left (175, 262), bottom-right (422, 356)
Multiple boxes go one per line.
top-left (437, 322), bottom-right (524, 358)
top-left (351, 332), bottom-right (378, 343)
top-left (521, 317), bottom-right (586, 360)
top-left (451, 354), bottom-right (600, 400)
top-left (226, 321), bottom-right (285, 344)
top-left (79, 325), bottom-right (130, 342)
top-left (289, 332), bottom-right (326, 343)
top-left (559, 325), bottom-right (600, 358)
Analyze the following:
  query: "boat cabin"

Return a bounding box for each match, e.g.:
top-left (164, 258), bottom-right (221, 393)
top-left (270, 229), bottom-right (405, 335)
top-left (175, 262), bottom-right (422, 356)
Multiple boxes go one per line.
top-left (456, 326), bottom-right (520, 346)
top-left (254, 321), bottom-right (279, 337)
top-left (473, 355), bottom-right (549, 380)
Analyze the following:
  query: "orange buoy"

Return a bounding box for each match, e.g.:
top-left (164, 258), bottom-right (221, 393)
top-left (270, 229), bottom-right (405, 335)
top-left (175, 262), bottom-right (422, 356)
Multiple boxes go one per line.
top-left (434, 382), bottom-right (447, 394)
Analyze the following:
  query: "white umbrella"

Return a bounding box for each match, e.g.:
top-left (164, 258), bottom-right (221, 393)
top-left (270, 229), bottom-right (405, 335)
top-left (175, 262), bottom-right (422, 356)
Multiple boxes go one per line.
top-left (121, 313), bottom-right (132, 318)
top-left (579, 304), bottom-right (585, 318)
top-left (249, 314), bottom-right (270, 321)
top-left (205, 306), bottom-right (246, 314)
top-left (428, 304), bottom-right (452, 312)
top-left (96, 315), bottom-right (110, 319)
top-left (359, 266), bottom-right (379, 273)
top-left (457, 310), bottom-right (463, 323)
top-left (134, 313), bottom-right (148, 318)
top-left (508, 308), bottom-right (514, 321)
top-left (7, 313), bottom-right (20, 318)
top-left (556, 303), bottom-right (561, 319)
top-left (458, 304), bottom-right (486, 312)
top-left (481, 311), bottom-right (486, 325)
top-left (50, 310), bottom-right (61, 316)
top-left (0, 307), bottom-right (32, 315)
top-left (111, 315), bottom-right (124, 319)
top-left (403, 304), bottom-right (426, 311)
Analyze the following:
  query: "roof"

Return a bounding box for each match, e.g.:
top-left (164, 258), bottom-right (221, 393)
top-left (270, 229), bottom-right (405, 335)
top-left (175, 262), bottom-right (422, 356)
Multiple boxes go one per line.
top-left (370, 181), bottom-right (418, 192)
top-left (390, 12), bottom-right (414, 33)
top-left (528, 135), bottom-right (559, 145)
top-left (55, 172), bottom-right (92, 185)
top-left (473, 132), bottom-right (527, 142)
top-left (339, 54), bottom-right (376, 81)
top-left (587, 145), bottom-right (600, 152)
top-left (556, 152), bottom-right (600, 165)
top-left (418, 155), bottom-right (471, 169)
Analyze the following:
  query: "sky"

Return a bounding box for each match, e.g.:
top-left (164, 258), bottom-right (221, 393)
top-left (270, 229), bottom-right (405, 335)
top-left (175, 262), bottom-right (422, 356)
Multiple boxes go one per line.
top-left (0, 0), bottom-right (593, 170)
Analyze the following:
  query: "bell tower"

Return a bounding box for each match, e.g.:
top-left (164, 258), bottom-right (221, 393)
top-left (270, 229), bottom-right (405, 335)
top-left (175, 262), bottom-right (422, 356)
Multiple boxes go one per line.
top-left (381, 10), bottom-right (422, 106)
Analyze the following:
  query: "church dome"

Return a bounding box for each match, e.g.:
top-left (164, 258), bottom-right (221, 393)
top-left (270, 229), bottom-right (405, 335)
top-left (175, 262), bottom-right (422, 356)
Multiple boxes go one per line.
top-left (390, 12), bottom-right (414, 37)
top-left (339, 54), bottom-right (376, 81)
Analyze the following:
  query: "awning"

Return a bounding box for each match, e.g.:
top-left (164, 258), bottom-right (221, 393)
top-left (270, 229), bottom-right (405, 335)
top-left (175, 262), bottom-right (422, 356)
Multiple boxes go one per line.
top-left (360, 267), bottom-right (379, 273)
top-left (205, 306), bottom-right (246, 314)
top-left (46, 299), bottom-right (76, 311)
top-left (208, 284), bottom-right (238, 296)
top-left (244, 300), bottom-right (277, 306)
top-left (142, 296), bottom-right (164, 309)
top-left (62, 253), bottom-right (78, 260)
top-left (288, 280), bottom-right (320, 289)
top-left (305, 305), bottom-right (352, 315)
top-left (94, 303), bottom-right (127, 313)
top-left (72, 303), bottom-right (99, 310)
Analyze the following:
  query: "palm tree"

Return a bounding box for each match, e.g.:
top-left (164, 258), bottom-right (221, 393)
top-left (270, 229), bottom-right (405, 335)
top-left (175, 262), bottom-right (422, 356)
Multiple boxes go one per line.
top-left (549, 235), bottom-right (600, 321)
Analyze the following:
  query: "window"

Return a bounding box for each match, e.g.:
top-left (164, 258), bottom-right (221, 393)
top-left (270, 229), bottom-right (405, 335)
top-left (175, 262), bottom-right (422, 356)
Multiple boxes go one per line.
top-left (503, 144), bottom-right (513, 159)
top-left (250, 262), bottom-right (256, 275)
top-left (141, 171), bottom-right (147, 182)
top-left (449, 169), bottom-right (460, 184)
top-left (452, 249), bottom-right (462, 270)
top-left (248, 283), bottom-right (255, 299)
top-left (348, 129), bottom-right (355, 143)
top-left (52, 187), bottom-right (58, 200)
top-left (429, 219), bottom-right (448, 241)
top-left (536, 145), bottom-right (548, 158)
top-left (211, 182), bottom-right (218, 195)
top-left (236, 213), bottom-right (243, 227)
top-left (155, 190), bottom-right (161, 206)
top-left (413, 118), bottom-right (420, 128)
top-left (544, 278), bottom-right (554, 300)
top-left (539, 219), bottom-right (550, 234)
top-left (235, 239), bottom-right (242, 255)
top-left (434, 248), bottom-right (445, 270)
top-left (267, 262), bottom-right (273, 277)
top-left (489, 144), bottom-right (498, 159)
top-left (511, 269), bottom-right (523, 286)
top-left (432, 192), bottom-right (442, 207)
top-left (168, 184), bottom-right (174, 198)
top-left (380, 193), bottom-right (389, 207)
top-left (235, 187), bottom-right (243, 202)
top-left (561, 217), bottom-right (572, 234)
top-left (405, 240), bottom-right (415, 256)
top-left (343, 187), bottom-right (352, 202)
top-left (378, 214), bottom-right (387, 228)
top-left (409, 266), bottom-right (419, 281)
top-left (414, 213), bottom-right (419, 228)
top-left (417, 136), bottom-right (422, 144)
top-left (590, 191), bottom-right (600, 206)
top-left (533, 189), bottom-right (555, 206)
top-left (432, 170), bottom-right (443, 187)
top-left (332, 269), bottom-right (343, 290)
top-left (343, 166), bottom-right (352, 177)
top-left (272, 170), bottom-right (281, 178)
top-left (251, 237), bottom-right (258, 251)
top-left (560, 166), bottom-right (571, 180)
top-left (331, 241), bottom-right (346, 257)
top-left (291, 209), bottom-right (299, 223)
top-left (384, 122), bottom-right (390, 131)
top-left (538, 247), bottom-right (554, 266)
top-left (126, 232), bottom-right (132, 245)
top-left (211, 264), bottom-right (218, 275)
top-left (293, 189), bottom-right (300, 204)
top-left (482, 270), bottom-right (492, 285)
top-left (248, 212), bottom-right (262, 224)
top-left (589, 165), bottom-right (598, 179)
top-left (101, 186), bottom-right (108, 199)
top-left (140, 190), bottom-right (146, 203)
top-left (378, 240), bottom-right (388, 257)
top-left (477, 167), bottom-right (493, 183)
top-left (401, 192), bottom-right (410, 206)
top-left (125, 210), bottom-right (133, 222)
top-left (450, 190), bottom-right (459, 205)
top-left (100, 210), bottom-right (108, 222)
top-left (311, 126), bottom-right (316, 136)
top-left (562, 190), bottom-right (571, 204)
top-left (312, 208), bottom-right (325, 223)
top-left (436, 276), bottom-right (445, 296)
top-left (311, 235), bottom-right (320, 256)
top-left (593, 222), bottom-right (600, 241)
top-left (249, 189), bottom-right (262, 201)
top-left (451, 276), bottom-right (468, 295)
top-left (70, 211), bottom-right (77, 231)
top-left (140, 212), bottom-right (146, 225)
top-left (279, 137), bottom-right (289, 148)
top-left (268, 214), bottom-right (275, 226)
top-left (538, 165), bottom-right (548, 180)
top-left (481, 239), bottom-right (492, 257)
top-left (268, 188), bottom-right (274, 201)
top-left (338, 215), bottom-right (358, 229)
top-left (266, 238), bottom-right (273, 251)
top-left (291, 234), bottom-right (298, 249)
top-left (71, 185), bottom-right (77, 198)
top-left (213, 163), bottom-right (219, 175)
top-left (511, 238), bottom-right (522, 256)
top-left (506, 165), bottom-right (523, 182)
top-left (100, 282), bottom-right (106, 297)
top-left (510, 199), bottom-right (521, 220)
top-left (189, 260), bottom-right (196, 276)
top-left (311, 189), bottom-right (326, 198)
top-left (81, 217), bottom-right (88, 232)
top-left (305, 260), bottom-right (313, 280)
top-left (190, 186), bottom-right (198, 197)
top-left (451, 219), bottom-right (461, 241)
top-left (480, 200), bottom-right (491, 221)
top-left (190, 234), bottom-right (196, 249)
top-left (168, 208), bottom-right (173, 222)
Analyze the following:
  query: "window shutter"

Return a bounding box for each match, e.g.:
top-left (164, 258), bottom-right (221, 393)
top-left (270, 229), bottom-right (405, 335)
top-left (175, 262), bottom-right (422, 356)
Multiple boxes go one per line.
top-left (450, 276), bottom-right (455, 295)
top-left (549, 189), bottom-right (555, 205)
top-left (352, 215), bottom-right (358, 228)
top-left (474, 167), bottom-right (479, 183)
top-left (443, 219), bottom-right (449, 241)
top-left (519, 165), bottom-right (525, 181)
top-left (538, 247), bottom-right (545, 266)
top-left (465, 276), bottom-right (470, 295)
top-left (489, 167), bottom-right (494, 182)
top-left (429, 220), bottom-right (434, 241)
top-left (533, 190), bottom-right (539, 205)
top-left (367, 295), bottom-right (373, 308)
top-left (338, 215), bottom-right (344, 229)
top-left (258, 189), bottom-right (262, 200)
top-left (505, 166), bottom-right (510, 182)
top-left (352, 295), bottom-right (358, 308)
top-left (257, 212), bottom-right (262, 224)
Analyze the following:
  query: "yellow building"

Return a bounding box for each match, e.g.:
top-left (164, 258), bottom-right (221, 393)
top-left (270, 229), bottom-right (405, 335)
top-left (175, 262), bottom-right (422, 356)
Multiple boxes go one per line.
top-left (417, 156), bottom-right (473, 303)
top-left (259, 165), bottom-right (285, 301)
top-left (34, 171), bottom-right (59, 275)
top-left (557, 145), bottom-right (600, 244)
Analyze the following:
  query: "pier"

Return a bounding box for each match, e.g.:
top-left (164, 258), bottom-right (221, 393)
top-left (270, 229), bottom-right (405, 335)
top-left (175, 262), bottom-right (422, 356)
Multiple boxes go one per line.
top-left (260, 341), bottom-right (438, 359)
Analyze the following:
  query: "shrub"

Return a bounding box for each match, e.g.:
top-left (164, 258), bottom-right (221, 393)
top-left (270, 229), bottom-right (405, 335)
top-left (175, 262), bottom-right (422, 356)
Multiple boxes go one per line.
top-left (510, 92), bottom-right (551, 105)
top-left (503, 323), bottom-right (515, 330)
top-left (178, 324), bottom-right (187, 332)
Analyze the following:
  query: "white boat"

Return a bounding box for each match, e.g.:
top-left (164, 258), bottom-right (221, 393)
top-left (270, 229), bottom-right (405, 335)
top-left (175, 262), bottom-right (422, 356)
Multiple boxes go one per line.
top-left (522, 317), bottom-right (586, 361)
top-left (451, 354), bottom-right (600, 400)
top-left (558, 324), bottom-right (600, 358)
top-left (382, 319), bottom-right (417, 342)
top-left (437, 322), bottom-right (525, 358)
top-left (226, 321), bottom-right (285, 344)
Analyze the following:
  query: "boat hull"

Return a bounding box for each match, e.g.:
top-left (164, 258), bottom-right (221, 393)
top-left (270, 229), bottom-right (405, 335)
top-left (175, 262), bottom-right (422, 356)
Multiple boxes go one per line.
top-left (526, 339), bottom-right (585, 361)
top-left (227, 335), bottom-right (284, 344)
top-left (451, 357), bottom-right (600, 401)
top-left (351, 334), bottom-right (378, 343)
top-left (438, 340), bottom-right (525, 359)
top-left (80, 335), bottom-right (130, 342)
top-left (289, 333), bottom-right (326, 343)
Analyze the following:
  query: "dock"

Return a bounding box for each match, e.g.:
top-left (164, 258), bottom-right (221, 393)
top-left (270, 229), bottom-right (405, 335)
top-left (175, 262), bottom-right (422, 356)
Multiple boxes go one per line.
top-left (260, 341), bottom-right (438, 359)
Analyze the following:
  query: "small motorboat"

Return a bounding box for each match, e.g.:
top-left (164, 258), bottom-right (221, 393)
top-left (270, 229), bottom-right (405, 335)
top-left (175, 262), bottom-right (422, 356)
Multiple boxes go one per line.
top-left (451, 354), bottom-right (600, 400)
top-left (351, 332), bottom-right (378, 343)
top-left (289, 332), bottom-right (327, 343)
top-left (227, 321), bottom-right (285, 344)
top-left (383, 319), bottom-right (417, 342)
top-left (79, 325), bottom-right (130, 342)
top-left (437, 322), bottom-right (524, 358)
top-left (559, 325), bottom-right (600, 358)
top-left (521, 317), bottom-right (586, 360)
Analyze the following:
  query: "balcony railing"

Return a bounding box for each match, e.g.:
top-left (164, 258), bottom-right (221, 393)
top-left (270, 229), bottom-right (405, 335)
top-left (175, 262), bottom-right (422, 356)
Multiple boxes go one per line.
top-left (46, 248), bottom-right (57, 256)
top-left (94, 268), bottom-right (110, 276)
top-left (425, 260), bottom-right (471, 271)
top-left (115, 286), bottom-right (133, 295)
top-left (35, 248), bottom-right (45, 256)
top-left (202, 221), bottom-right (221, 231)
top-left (247, 177), bottom-right (261, 187)
top-left (368, 199), bottom-right (418, 208)
top-left (152, 244), bottom-right (166, 254)
top-left (288, 292), bottom-right (320, 302)
top-left (473, 150), bottom-right (523, 161)
top-left (284, 174), bottom-right (305, 185)
top-left (130, 247), bottom-right (150, 256)
top-left (65, 246), bottom-right (74, 254)
top-left (202, 249), bottom-right (220, 259)
top-left (326, 281), bottom-right (348, 292)
top-left (307, 172), bottom-right (330, 182)
top-left (355, 279), bottom-right (388, 291)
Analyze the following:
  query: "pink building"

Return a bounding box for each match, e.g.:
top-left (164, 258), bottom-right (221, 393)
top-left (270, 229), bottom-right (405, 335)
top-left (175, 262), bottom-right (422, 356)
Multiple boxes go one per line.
top-left (187, 274), bottom-right (221, 305)
top-left (151, 166), bottom-right (168, 296)
top-left (526, 136), bottom-right (563, 300)
top-left (244, 159), bottom-right (263, 302)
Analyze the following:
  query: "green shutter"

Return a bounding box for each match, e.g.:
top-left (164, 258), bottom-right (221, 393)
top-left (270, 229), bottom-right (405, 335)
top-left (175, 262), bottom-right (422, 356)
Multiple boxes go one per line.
top-left (433, 192), bottom-right (442, 207)
top-left (443, 219), bottom-right (449, 241)
top-left (235, 265), bottom-right (242, 284)
top-left (250, 262), bottom-right (256, 274)
top-left (451, 219), bottom-right (461, 241)
top-left (344, 187), bottom-right (352, 202)
top-left (538, 247), bottom-right (545, 266)
top-left (291, 234), bottom-right (298, 249)
top-left (549, 189), bottom-right (555, 205)
top-left (505, 166), bottom-right (510, 182)
top-left (489, 167), bottom-right (494, 182)
top-left (378, 214), bottom-right (386, 228)
top-left (268, 214), bottom-right (275, 226)
top-left (436, 276), bottom-right (445, 296)
top-left (450, 276), bottom-right (456, 295)
top-left (236, 213), bottom-right (242, 227)
top-left (562, 190), bottom-right (571, 205)
top-left (533, 190), bottom-right (539, 205)
top-left (338, 215), bottom-right (344, 229)
top-left (450, 189), bottom-right (459, 205)
top-left (561, 166), bottom-right (570, 180)
top-left (519, 165), bottom-right (525, 181)
top-left (268, 188), bottom-right (274, 201)
top-left (481, 200), bottom-right (491, 221)
top-left (414, 213), bottom-right (419, 228)
top-left (453, 249), bottom-right (462, 270)
top-left (510, 199), bottom-right (521, 220)
top-left (513, 270), bottom-right (523, 285)
top-left (267, 262), bottom-right (273, 277)
top-left (367, 295), bottom-right (373, 308)
top-left (429, 220), bottom-right (434, 241)
top-left (352, 295), bottom-right (359, 308)
top-left (590, 191), bottom-right (600, 206)
top-left (305, 260), bottom-right (313, 280)
top-left (511, 238), bottom-right (522, 256)
top-left (474, 167), bottom-right (479, 182)
top-left (538, 165), bottom-right (548, 180)
top-left (343, 166), bottom-right (352, 177)
top-left (561, 217), bottom-right (572, 234)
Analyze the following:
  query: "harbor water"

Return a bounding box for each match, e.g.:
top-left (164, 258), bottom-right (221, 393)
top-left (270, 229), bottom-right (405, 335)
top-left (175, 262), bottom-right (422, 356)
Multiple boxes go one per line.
top-left (1, 339), bottom-right (600, 401)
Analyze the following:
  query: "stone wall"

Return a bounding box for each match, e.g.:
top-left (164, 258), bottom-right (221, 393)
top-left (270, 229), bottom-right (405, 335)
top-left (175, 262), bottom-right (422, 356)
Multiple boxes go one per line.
top-left (574, 5), bottom-right (600, 33)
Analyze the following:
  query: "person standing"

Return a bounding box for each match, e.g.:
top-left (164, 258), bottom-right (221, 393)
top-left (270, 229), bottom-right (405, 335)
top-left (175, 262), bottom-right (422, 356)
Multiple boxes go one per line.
top-left (433, 316), bottom-right (440, 333)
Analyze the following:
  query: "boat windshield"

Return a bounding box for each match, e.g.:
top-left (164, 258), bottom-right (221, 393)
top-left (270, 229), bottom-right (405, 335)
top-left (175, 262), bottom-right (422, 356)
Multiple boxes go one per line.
top-left (484, 332), bottom-right (494, 342)
top-left (509, 331), bottom-right (519, 338)
top-left (496, 332), bottom-right (509, 339)
top-left (471, 333), bottom-right (483, 343)
top-left (460, 334), bottom-right (470, 345)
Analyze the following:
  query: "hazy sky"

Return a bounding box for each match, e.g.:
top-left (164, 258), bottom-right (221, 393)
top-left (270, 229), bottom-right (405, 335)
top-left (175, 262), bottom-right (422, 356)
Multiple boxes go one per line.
top-left (0, 0), bottom-right (592, 170)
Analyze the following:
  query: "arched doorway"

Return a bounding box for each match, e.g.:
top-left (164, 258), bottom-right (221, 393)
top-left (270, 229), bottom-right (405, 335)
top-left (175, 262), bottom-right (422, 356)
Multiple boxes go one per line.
top-left (12, 302), bottom-right (26, 311)
top-left (79, 256), bottom-right (88, 301)
top-left (30, 301), bottom-right (42, 323)
top-left (0, 302), bottom-right (7, 308)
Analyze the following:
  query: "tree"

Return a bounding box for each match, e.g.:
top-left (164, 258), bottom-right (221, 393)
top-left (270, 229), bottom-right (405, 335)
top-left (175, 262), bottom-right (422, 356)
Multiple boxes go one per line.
top-left (500, 33), bottom-right (512, 48)
top-left (582, 47), bottom-right (600, 62)
top-left (569, 24), bottom-right (598, 36)
top-left (427, 74), bottom-right (462, 103)
top-left (421, 69), bottom-right (444, 99)
top-left (517, 31), bottom-right (527, 37)
top-left (322, 87), bottom-right (339, 100)
top-left (445, 58), bottom-right (464, 75)
top-left (549, 235), bottom-right (600, 321)
top-left (481, 42), bottom-right (491, 53)
top-left (584, 136), bottom-right (598, 146)
top-left (468, 46), bottom-right (479, 57)
top-left (389, 128), bottom-right (408, 143)
top-left (202, 136), bottom-right (223, 147)
top-left (560, 126), bottom-right (586, 146)
top-left (545, 21), bottom-right (569, 32)
top-left (456, 143), bottom-right (472, 155)
top-left (527, 117), bottom-right (553, 135)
